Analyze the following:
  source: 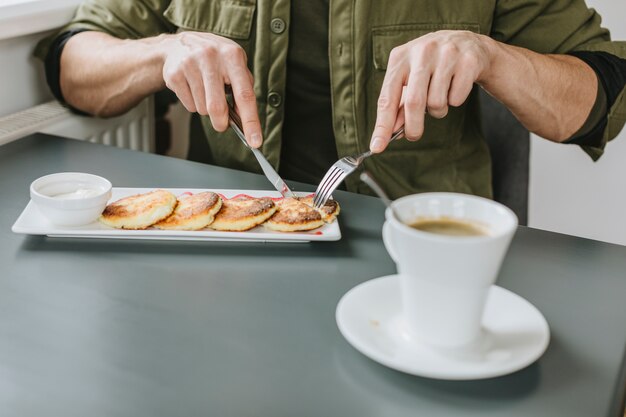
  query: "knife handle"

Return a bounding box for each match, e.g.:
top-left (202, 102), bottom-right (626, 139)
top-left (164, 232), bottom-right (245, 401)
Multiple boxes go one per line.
top-left (224, 86), bottom-right (296, 198)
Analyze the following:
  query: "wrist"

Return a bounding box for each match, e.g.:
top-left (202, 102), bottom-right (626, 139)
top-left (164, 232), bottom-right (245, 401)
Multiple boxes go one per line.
top-left (476, 34), bottom-right (502, 86)
top-left (152, 33), bottom-right (176, 68)
top-left (137, 33), bottom-right (176, 91)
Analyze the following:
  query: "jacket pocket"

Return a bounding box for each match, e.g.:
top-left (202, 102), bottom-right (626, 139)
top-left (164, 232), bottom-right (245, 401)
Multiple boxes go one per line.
top-left (372, 23), bottom-right (480, 70)
top-left (163, 0), bottom-right (256, 40)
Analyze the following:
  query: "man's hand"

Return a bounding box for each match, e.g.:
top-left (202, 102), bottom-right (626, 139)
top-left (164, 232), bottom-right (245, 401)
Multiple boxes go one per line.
top-left (369, 29), bottom-right (598, 152)
top-left (370, 30), bottom-right (493, 153)
top-left (60, 31), bottom-right (263, 148)
top-left (162, 32), bottom-right (262, 148)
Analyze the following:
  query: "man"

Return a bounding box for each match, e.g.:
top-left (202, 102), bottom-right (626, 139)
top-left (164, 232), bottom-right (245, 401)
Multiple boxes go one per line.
top-left (36, 0), bottom-right (626, 199)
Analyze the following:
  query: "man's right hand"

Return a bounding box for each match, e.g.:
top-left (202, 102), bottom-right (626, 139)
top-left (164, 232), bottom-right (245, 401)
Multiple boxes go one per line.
top-left (161, 32), bottom-right (262, 148)
top-left (60, 31), bottom-right (262, 147)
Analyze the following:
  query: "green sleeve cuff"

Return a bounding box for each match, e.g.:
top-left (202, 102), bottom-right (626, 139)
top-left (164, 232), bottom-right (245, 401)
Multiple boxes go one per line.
top-left (569, 73), bottom-right (607, 140)
top-left (565, 47), bottom-right (626, 161)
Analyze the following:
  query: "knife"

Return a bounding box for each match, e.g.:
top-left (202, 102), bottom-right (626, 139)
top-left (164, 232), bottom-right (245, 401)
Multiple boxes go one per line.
top-left (226, 96), bottom-right (296, 198)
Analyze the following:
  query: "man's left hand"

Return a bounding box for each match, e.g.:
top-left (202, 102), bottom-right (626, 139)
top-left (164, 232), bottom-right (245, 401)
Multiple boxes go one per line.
top-left (370, 30), bottom-right (494, 152)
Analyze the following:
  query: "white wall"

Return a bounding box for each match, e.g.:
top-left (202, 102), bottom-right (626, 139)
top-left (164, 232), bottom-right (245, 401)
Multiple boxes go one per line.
top-left (0, 0), bottom-right (81, 118)
top-left (528, 0), bottom-right (626, 246)
top-left (0, 32), bottom-right (54, 117)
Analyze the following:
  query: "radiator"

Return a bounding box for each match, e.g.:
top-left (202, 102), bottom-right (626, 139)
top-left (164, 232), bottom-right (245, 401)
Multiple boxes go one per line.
top-left (0, 98), bottom-right (155, 152)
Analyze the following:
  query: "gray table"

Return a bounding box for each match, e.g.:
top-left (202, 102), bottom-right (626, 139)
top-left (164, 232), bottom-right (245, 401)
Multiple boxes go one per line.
top-left (1, 134), bottom-right (625, 417)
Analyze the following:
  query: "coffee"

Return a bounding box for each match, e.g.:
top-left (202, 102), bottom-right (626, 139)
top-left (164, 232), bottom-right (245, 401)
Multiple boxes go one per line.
top-left (409, 217), bottom-right (488, 237)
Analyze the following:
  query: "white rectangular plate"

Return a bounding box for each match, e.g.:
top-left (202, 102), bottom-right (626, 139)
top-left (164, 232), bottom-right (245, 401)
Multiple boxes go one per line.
top-left (12, 188), bottom-right (341, 243)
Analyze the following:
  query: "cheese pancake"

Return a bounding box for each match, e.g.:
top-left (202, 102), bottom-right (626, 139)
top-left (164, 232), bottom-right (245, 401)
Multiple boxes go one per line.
top-left (299, 196), bottom-right (341, 223)
top-left (99, 189), bottom-right (177, 230)
top-left (210, 197), bottom-right (277, 231)
top-left (154, 192), bottom-right (222, 230)
top-left (265, 198), bottom-right (325, 232)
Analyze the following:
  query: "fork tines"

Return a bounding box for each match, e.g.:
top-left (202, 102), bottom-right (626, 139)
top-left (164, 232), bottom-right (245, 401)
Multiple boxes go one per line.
top-left (313, 166), bottom-right (347, 209)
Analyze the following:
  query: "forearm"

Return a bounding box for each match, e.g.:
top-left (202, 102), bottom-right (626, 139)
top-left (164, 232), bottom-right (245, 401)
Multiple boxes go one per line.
top-left (478, 38), bottom-right (598, 142)
top-left (60, 32), bottom-right (168, 117)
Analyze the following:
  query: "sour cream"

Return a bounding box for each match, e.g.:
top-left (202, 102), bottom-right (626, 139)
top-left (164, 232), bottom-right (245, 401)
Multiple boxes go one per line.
top-left (52, 187), bottom-right (104, 200)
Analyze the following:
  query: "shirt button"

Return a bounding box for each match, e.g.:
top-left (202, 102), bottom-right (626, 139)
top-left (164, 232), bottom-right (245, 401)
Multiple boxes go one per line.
top-left (268, 92), bottom-right (282, 107)
top-left (270, 18), bottom-right (286, 34)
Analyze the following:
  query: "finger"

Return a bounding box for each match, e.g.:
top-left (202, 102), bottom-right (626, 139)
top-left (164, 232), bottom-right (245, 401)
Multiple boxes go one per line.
top-left (426, 67), bottom-right (453, 119)
top-left (199, 61), bottom-right (229, 132)
top-left (183, 62), bottom-right (208, 116)
top-left (224, 49), bottom-right (262, 148)
top-left (166, 74), bottom-right (196, 113)
top-left (230, 79), bottom-right (261, 147)
top-left (393, 107), bottom-right (405, 132)
top-left (448, 71), bottom-right (475, 107)
top-left (393, 89), bottom-right (406, 132)
top-left (370, 53), bottom-right (407, 153)
top-left (403, 68), bottom-right (430, 141)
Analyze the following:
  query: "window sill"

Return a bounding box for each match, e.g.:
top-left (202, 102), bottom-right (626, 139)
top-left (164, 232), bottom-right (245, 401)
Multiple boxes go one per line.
top-left (0, 0), bottom-right (82, 41)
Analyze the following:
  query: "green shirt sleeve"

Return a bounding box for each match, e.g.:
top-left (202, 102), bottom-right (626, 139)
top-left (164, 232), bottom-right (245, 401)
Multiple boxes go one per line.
top-left (491, 0), bottom-right (626, 160)
top-left (569, 72), bottom-right (607, 140)
top-left (34, 0), bottom-right (176, 60)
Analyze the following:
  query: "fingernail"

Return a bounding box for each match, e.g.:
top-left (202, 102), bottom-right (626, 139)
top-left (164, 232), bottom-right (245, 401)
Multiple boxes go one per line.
top-left (370, 137), bottom-right (384, 153)
top-left (251, 133), bottom-right (262, 148)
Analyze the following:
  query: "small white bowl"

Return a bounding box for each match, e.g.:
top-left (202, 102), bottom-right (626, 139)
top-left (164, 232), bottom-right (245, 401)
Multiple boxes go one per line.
top-left (30, 172), bottom-right (112, 227)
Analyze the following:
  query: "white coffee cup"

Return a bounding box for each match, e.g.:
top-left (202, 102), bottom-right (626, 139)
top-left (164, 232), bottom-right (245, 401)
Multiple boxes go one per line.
top-left (383, 192), bottom-right (518, 350)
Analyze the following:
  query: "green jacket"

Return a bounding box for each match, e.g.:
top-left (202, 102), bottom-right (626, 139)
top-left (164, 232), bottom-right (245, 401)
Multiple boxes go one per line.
top-left (36, 0), bottom-right (626, 199)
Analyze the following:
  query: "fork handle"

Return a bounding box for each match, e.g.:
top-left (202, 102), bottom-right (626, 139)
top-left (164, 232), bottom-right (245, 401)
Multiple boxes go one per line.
top-left (357, 127), bottom-right (405, 160)
top-left (373, 126), bottom-right (405, 151)
top-left (389, 127), bottom-right (405, 143)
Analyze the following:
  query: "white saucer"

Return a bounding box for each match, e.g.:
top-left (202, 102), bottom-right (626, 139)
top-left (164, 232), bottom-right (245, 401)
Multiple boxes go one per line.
top-left (336, 275), bottom-right (550, 380)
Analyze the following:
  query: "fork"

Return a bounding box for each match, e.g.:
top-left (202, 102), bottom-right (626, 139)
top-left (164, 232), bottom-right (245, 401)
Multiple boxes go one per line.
top-left (312, 127), bottom-right (405, 208)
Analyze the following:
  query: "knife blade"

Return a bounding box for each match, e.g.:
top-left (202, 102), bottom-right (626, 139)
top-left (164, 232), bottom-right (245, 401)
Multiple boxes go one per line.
top-left (226, 99), bottom-right (296, 198)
